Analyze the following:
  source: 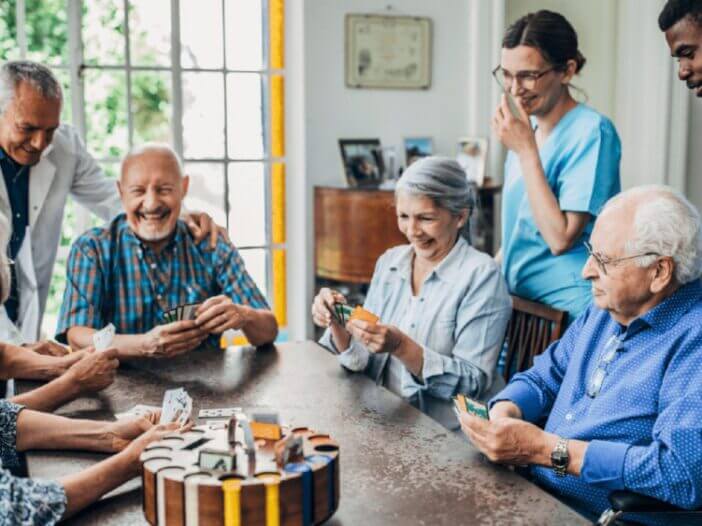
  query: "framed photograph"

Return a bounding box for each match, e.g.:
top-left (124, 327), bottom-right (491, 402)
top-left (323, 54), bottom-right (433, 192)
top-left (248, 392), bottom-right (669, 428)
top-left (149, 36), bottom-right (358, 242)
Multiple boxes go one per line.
top-left (403, 137), bottom-right (433, 166)
top-left (456, 137), bottom-right (488, 186)
top-left (345, 14), bottom-right (432, 90)
top-left (338, 139), bottom-right (384, 188)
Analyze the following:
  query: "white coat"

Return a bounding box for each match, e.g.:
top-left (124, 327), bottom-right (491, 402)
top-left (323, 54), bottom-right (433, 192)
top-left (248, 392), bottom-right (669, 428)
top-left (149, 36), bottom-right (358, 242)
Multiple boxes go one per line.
top-left (0, 124), bottom-right (121, 343)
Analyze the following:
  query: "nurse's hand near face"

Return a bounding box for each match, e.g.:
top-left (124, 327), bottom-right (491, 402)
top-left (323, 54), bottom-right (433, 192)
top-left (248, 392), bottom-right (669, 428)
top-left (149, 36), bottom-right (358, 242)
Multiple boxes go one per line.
top-left (492, 94), bottom-right (537, 157)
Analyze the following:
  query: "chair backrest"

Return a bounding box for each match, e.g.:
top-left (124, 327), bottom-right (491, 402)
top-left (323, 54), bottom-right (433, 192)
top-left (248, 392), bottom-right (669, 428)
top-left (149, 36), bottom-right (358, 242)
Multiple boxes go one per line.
top-left (502, 295), bottom-right (566, 383)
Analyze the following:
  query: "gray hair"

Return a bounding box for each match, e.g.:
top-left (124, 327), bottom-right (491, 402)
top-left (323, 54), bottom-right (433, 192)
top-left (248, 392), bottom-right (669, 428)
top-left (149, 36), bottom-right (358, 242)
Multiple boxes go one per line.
top-left (0, 210), bottom-right (11, 304)
top-left (395, 156), bottom-right (476, 241)
top-left (0, 60), bottom-right (63, 115)
top-left (602, 185), bottom-right (702, 284)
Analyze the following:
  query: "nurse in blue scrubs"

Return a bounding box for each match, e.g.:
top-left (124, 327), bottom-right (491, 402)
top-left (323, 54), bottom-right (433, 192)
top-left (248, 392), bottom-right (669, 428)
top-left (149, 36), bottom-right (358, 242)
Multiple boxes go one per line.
top-left (493, 10), bottom-right (621, 322)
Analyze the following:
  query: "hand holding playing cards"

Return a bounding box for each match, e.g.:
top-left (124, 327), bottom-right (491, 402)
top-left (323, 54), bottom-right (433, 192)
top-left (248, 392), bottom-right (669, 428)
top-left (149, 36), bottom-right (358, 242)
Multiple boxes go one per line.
top-left (311, 288), bottom-right (347, 328)
top-left (346, 319), bottom-right (404, 354)
top-left (459, 412), bottom-right (546, 465)
top-left (121, 421), bottom-right (187, 473)
top-left (65, 347), bottom-right (119, 394)
top-left (195, 295), bottom-right (249, 334)
top-left (142, 320), bottom-right (207, 357)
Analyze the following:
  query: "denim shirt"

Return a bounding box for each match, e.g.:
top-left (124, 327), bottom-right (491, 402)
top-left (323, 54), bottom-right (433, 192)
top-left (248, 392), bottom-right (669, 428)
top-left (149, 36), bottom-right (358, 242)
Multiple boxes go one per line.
top-left (320, 237), bottom-right (512, 430)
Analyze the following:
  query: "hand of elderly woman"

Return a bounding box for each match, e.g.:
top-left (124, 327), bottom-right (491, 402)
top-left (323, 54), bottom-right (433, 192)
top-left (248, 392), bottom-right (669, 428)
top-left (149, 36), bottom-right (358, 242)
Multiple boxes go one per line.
top-left (346, 319), bottom-right (404, 354)
top-left (311, 287), bottom-right (347, 328)
top-left (492, 94), bottom-right (537, 157)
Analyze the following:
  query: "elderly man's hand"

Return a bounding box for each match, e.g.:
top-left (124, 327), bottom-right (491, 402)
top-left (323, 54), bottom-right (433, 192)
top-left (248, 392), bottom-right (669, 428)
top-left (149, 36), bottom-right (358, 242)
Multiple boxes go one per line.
top-left (182, 211), bottom-right (229, 250)
top-left (195, 295), bottom-right (249, 334)
top-left (346, 319), bottom-right (404, 354)
top-left (459, 412), bottom-right (550, 465)
top-left (142, 321), bottom-right (208, 358)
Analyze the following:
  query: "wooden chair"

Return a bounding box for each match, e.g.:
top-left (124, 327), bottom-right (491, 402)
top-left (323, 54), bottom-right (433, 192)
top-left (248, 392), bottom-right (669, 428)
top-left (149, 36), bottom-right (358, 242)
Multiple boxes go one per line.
top-left (502, 296), bottom-right (566, 383)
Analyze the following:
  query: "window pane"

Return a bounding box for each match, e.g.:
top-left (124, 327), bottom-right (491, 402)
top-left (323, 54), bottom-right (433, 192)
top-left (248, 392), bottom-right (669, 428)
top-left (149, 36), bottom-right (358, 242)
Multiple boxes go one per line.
top-left (101, 162), bottom-right (120, 180)
top-left (132, 70), bottom-right (172, 145)
top-left (53, 68), bottom-right (72, 125)
top-left (25, 0), bottom-right (68, 66)
top-left (180, 0), bottom-right (223, 69)
top-left (182, 72), bottom-right (224, 158)
top-left (226, 74), bottom-right (264, 159)
top-left (225, 0), bottom-right (263, 70)
top-left (84, 69), bottom-right (128, 159)
top-left (228, 162), bottom-right (266, 247)
top-left (0, 2), bottom-right (20, 61)
top-left (83, 0), bottom-right (125, 65)
top-left (239, 248), bottom-right (268, 300)
top-left (129, 0), bottom-right (170, 66)
top-left (183, 162), bottom-right (226, 227)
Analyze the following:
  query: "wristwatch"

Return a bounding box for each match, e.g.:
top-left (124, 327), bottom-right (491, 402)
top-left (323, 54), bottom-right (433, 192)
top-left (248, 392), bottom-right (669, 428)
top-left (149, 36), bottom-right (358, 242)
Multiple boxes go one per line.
top-left (550, 437), bottom-right (569, 477)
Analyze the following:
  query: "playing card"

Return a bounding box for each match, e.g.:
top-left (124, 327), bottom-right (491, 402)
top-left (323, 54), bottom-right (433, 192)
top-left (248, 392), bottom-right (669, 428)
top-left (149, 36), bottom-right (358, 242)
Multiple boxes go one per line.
top-left (198, 407), bottom-right (242, 419)
top-left (455, 394), bottom-right (490, 420)
top-left (159, 388), bottom-right (192, 425)
top-left (93, 323), bottom-right (116, 352)
top-left (114, 404), bottom-right (161, 420)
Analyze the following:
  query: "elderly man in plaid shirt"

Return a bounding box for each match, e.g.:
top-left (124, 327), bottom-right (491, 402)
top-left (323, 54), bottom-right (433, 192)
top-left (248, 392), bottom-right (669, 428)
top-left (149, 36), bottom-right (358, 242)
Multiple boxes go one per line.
top-left (55, 144), bottom-right (278, 358)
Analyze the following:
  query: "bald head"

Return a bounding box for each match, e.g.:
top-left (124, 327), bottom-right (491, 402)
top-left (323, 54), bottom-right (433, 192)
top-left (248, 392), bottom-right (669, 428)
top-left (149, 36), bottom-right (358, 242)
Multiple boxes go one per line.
top-left (117, 144), bottom-right (189, 249)
top-left (120, 143), bottom-right (183, 183)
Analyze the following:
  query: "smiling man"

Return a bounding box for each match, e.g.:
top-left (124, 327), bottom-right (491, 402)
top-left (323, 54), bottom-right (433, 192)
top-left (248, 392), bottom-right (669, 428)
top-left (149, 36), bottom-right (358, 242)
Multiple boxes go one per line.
top-left (461, 186), bottom-right (702, 521)
top-left (55, 144), bottom-right (277, 358)
top-left (660, 0), bottom-right (702, 97)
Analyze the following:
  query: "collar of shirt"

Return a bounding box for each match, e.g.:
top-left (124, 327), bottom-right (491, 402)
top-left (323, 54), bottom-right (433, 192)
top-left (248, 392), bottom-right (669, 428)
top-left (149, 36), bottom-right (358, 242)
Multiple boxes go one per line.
top-left (386, 236), bottom-right (470, 283)
top-left (118, 214), bottom-right (188, 255)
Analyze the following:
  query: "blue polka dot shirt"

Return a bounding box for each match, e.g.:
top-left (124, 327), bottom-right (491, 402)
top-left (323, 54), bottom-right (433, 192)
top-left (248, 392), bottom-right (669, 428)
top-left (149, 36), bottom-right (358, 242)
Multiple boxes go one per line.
top-left (492, 279), bottom-right (702, 520)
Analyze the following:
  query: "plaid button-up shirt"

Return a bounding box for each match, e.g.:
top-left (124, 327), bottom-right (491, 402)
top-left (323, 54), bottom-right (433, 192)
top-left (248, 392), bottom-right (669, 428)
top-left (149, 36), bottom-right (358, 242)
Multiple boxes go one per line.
top-left (56, 214), bottom-right (269, 342)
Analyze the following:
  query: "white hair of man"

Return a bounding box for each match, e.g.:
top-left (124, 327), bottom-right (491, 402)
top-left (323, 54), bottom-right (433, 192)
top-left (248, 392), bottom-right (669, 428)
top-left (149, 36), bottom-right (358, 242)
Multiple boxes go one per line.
top-left (0, 60), bottom-right (63, 115)
top-left (602, 185), bottom-right (702, 284)
top-left (395, 156), bottom-right (476, 241)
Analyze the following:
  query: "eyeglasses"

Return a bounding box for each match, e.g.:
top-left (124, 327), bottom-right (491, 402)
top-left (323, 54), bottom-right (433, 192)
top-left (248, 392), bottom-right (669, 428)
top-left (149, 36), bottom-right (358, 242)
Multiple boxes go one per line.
top-left (587, 334), bottom-right (623, 398)
top-left (492, 65), bottom-right (557, 91)
top-left (583, 241), bottom-right (660, 276)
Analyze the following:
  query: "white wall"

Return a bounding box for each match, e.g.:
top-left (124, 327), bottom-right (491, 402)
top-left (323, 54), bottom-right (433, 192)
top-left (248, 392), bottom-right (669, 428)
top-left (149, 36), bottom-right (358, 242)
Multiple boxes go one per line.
top-left (304, 0), bottom-right (472, 188)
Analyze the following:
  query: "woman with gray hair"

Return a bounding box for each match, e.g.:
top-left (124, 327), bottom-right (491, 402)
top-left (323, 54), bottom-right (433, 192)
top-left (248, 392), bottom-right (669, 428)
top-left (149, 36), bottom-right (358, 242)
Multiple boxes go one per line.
top-left (312, 157), bottom-right (512, 430)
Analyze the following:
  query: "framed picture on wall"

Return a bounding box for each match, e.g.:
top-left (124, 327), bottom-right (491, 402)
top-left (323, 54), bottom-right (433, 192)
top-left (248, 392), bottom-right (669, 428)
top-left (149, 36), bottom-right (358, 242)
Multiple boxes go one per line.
top-left (403, 137), bottom-right (433, 166)
top-left (345, 14), bottom-right (432, 89)
top-left (338, 138), bottom-right (384, 187)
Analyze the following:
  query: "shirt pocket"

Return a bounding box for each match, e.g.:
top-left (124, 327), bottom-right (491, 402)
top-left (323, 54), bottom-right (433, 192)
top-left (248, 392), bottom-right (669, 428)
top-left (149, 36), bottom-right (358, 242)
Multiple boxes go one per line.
top-left (426, 316), bottom-right (456, 355)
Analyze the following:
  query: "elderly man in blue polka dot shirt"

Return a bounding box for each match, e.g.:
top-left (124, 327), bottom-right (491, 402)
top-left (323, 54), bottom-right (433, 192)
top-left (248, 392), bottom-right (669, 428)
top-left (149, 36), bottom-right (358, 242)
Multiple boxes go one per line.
top-left (460, 185), bottom-right (702, 522)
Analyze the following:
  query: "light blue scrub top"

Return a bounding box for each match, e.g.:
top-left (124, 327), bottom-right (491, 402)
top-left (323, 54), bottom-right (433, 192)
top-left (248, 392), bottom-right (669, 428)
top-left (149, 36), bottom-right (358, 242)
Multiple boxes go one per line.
top-left (501, 103), bottom-right (621, 321)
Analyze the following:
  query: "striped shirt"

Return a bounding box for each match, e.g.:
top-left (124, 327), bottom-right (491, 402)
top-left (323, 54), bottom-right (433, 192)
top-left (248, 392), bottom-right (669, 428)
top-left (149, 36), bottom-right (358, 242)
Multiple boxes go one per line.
top-left (56, 213), bottom-right (268, 341)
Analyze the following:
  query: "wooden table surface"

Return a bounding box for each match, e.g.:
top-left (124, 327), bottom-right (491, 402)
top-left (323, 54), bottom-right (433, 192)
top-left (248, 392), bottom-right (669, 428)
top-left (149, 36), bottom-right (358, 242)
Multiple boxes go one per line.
top-left (17, 341), bottom-right (588, 526)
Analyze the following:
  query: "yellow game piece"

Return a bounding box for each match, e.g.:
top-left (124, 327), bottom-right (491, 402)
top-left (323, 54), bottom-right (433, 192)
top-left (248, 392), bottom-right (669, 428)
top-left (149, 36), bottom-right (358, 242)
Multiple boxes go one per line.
top-left (250, 421), bottom-right (283, 441)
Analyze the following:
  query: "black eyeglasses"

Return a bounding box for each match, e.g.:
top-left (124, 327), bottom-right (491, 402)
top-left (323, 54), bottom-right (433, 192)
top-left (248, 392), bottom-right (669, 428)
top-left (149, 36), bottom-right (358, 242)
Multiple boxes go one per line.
top-left (583, 241), bottom-right (660, 276)
top-left (491, 65), bottom-right (557, 91)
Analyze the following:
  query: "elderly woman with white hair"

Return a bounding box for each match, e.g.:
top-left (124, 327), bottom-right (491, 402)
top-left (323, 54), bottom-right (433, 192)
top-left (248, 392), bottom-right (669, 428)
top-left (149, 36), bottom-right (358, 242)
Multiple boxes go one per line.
top-left (312, 157), bottom-right (512, 430)
top-left (0, 210), bottom-right (184, 525)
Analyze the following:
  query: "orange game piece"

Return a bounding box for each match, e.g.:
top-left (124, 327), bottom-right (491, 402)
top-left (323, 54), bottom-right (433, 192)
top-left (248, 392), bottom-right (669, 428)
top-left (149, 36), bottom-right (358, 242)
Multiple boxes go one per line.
top-left (349, 306), bottom-right (379, 324)
top-left (250, 420), bottom-right (283, 441)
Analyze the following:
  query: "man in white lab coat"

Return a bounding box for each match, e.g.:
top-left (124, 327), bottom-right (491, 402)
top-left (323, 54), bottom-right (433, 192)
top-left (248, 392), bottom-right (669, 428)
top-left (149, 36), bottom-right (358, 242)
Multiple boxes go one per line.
top-left (0, 61), bottom-right (220, 373)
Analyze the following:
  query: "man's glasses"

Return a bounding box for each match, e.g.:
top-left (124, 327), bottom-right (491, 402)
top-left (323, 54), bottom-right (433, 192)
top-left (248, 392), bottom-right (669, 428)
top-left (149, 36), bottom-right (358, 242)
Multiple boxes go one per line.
top-left (587, 334), bottom-right (624, 398)
top-left (583, 241), bottom-right (660, 276)
top-left (492, 65), bottom-right (557, 91)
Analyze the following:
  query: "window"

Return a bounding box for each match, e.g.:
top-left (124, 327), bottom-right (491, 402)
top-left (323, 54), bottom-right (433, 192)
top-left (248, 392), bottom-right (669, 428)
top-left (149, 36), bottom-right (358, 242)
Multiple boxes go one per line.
top-left (0, 0), bottom-right (287, 338)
